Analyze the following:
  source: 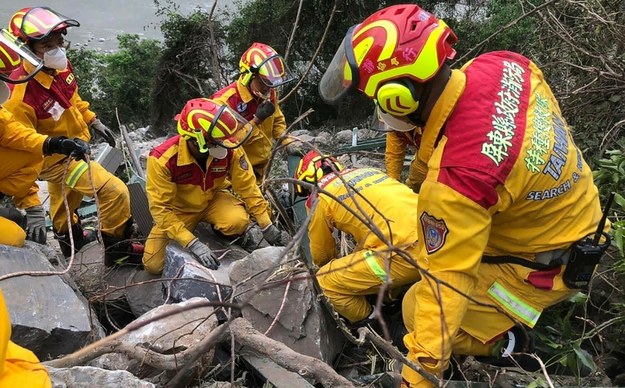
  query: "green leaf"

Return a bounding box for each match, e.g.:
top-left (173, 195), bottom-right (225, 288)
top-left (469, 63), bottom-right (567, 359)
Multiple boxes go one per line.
top-left (573, 346), bottom-right (596, 373)
top-left (609, 95), bottom-right (622, 103)
top-left (614, 192), bottom-right (625, 209)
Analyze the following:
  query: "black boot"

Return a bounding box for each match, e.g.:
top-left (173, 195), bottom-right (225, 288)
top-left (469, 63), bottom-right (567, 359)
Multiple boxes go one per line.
top-left (101, 219), bottom-right (144, 267)
top-left (475, 326), bottom-right (540, 371)
top-left (54, 223), bottom-right (96, 258)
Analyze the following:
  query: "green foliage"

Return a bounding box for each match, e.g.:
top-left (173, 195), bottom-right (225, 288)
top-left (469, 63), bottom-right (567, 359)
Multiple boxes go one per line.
top-left (68, 35), bottom-right (162, 128)
top-left (150, 9), bottom-right (227, 134)
top-left (593, 149), bottom-right (625, 258)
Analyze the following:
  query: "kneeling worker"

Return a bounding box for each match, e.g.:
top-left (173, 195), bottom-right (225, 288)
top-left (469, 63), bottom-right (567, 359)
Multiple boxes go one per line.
top-left (143, 98), bottom-right (290, 274)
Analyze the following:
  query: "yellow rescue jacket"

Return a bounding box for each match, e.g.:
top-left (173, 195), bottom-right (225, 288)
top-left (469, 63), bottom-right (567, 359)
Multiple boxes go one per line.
top-left (306, 167), bottom-right (420, 267)
top-left (146, 136), bottom-right (272, 248)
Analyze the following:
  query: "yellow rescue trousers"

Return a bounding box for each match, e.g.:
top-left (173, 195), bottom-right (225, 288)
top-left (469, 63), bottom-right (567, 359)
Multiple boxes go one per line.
top-left (40, 158), bottom-right (131, 236)
top-left (401, 262), bottom-right (575, 387)
top-left (0, 290), bottom-right (51, 388)
top-left (317, 246), bottom-right (421, 323)
top-left (0, 145), bottom-right (43, 210)
top-left (143, 190), bottom-right (250, 274)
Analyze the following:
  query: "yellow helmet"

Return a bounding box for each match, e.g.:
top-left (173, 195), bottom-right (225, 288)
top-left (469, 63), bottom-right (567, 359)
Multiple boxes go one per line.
top-left (239, 42), bottom-right (295, 88)
top-left (293, 151), bottom-right (344, 196)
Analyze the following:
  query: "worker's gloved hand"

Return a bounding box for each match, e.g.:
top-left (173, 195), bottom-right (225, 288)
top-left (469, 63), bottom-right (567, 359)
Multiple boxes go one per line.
top-left (89, 118), bottom-right (116, 147)
top-left (44, 136), bottom-right (90, 161)
top-left (261, 223), bottom-right (291, 246)
top-left (254, 100), bottom-right (275, 122)
top-left (187, 238), bottom-right (219, 270)
top-left (24, 205), bottom-right (47, 244)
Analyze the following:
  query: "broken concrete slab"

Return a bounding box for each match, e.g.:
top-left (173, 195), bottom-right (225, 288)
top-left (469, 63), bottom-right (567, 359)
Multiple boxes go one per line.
top-left (48, 366), bottom-right (155, 388)
top-left (0, 244), bottom-right (105, 360)
top-left (229, 248), bottom-right (345, 364)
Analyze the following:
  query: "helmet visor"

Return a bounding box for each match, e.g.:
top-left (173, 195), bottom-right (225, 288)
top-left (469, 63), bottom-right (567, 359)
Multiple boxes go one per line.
top-left (21, 7), bottom-right (79, 41)
top-left (0, 29), bottom-right (43, 84)
top-left (376, 105), bottom-right (418, 132)
top-left (319, 26), bottom-right (359, 105)
top-left (255, 54), bottom-right (295, 88)
top-left (206, 105), bottom-right (253, 150)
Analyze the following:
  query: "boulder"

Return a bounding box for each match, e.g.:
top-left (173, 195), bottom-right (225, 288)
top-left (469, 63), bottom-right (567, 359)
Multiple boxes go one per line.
top-left (229, 247), bottom-right (345, 363)
top-left (0, 244), bottom-right (104, 360)
top-left (125, 270), bottom-right (165, 317)
top-left (48, 366), bottom-right (155, 388)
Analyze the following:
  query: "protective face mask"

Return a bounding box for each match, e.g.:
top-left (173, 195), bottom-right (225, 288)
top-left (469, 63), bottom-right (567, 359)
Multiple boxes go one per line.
top-left (208, 145), bottom-right (228, 160)
top-left (43, 47), bottom-right (68, 70)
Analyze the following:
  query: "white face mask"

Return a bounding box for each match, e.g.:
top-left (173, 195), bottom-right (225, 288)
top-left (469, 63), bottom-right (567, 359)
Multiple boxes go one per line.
top-left (208, 145), bottom-right (228, 160)
top-left (43, 47), bottom-right (68, 70)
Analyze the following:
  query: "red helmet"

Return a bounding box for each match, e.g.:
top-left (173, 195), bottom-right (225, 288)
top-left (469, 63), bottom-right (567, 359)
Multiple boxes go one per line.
top-left (319, 4), bottom-right (457, 110)
top-left (9, 7), bottom-right (79, 43)
top-left (0, 39), bottom-right (21, 74)
top-left (293, 151), bottom-right (344, 196)
top-left (239, 42), bottom-right (295, 88)
top-left (176, 98), bottom-right (253, 152)
top-left (0, 29), bottom-right (44, 85)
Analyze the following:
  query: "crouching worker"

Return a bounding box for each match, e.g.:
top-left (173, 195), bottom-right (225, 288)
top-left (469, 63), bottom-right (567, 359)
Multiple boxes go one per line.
top-left (143, 98), bottom-right (291, 275)
top-left (292, 151), bottom-right (421, 326)
top-left (0, 30), bottom-right (88, 248)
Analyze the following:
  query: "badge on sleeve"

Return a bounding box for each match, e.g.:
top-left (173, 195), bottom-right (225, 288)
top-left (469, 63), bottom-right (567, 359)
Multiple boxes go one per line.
top-left (420, 212), bottom-right (448, 254)
top-left (239, 155), bottom-right (249, 171)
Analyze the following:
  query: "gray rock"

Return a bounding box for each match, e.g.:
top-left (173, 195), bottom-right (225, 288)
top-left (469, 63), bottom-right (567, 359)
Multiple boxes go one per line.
top-left (291, 129), bottom-right (312, 137)
top-left (0, 244), bottom-right (104, 360)
top-left (229, 248), bottom-right (344, 363)
top-left (336, 129), bottom-right (355, 144)
top-left (49, 366), bottom-right (155, 388)
top-left (125, 270), bottom-right (165, 317)
top-left (162, 243), bottom-right (232, 304)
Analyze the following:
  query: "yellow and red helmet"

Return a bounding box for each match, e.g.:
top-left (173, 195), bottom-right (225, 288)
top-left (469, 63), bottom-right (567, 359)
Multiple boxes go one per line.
top-left (0, 39), bottom-right (21, 74)
top-left (239, 42), bottom-right (295, 88)
top-left (176, 98), bottom-right (253, 152)
top-left (293, 151), bottom-right (344, 196)
top-left (9, 7), bottom-right (79, 44)
top-left (319, 4), bottom-right (457, 107)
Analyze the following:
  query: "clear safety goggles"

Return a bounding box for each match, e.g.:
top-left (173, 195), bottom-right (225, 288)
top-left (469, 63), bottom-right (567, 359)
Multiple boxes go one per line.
top-left (253, 54), bottom-right (296, 88)
top-left (19, 7), bottom-right (79, 42)
top-left (0, 29), bottom-right (43, 84)
top-left (318, 25), bottom-right (358, 104)
top-left (187, 105), bottom-right (254, 152)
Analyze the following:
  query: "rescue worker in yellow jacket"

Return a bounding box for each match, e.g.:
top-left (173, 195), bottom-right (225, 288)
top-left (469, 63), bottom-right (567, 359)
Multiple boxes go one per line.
top-left (4, 7), bottom-right (142, 266)
top-left (319, 4), bottom-right (609, 386)
top-left (144, 98), bottom-right (291, 275)
top-left (211, 42), bottom-right (300, 178)
top-left (0, 29), bottom-right (88, 248)
top-left (293, 151), bottom-right (421, 324)
top-left (0, 288), bottom-right (51, 388)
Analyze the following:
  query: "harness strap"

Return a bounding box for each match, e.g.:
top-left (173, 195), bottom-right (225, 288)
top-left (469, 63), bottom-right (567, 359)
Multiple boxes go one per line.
top-left (482, 255), bottom-right (561, 271)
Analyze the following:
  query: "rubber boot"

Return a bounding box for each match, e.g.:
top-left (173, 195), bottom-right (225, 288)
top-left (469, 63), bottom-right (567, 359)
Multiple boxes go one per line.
top-left (54, 223), bottom-right (96, 258)
top-left (475, 326), bottom-right (540, 371)
top-left (102, 219), bottom-right (144, 267)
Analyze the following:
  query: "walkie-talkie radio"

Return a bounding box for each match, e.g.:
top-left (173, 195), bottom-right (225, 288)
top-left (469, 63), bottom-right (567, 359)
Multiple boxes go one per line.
top-left (562, 192), bottom-right (614, 290)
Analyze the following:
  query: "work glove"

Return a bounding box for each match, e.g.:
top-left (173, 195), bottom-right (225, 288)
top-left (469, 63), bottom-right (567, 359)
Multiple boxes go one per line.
top-left (43, 136), bottom-right (90, 161)
top-left (24, 205), bottom-right (47, 244)
top-left (254, 100), bottom-right (276, 122)
top-left (0, 207), bottom-right (26, 230)
top-left (404, 177), bottom-right (421, 194)
top-left (89, 118), bottom-right (116, 147)
top-left (261, 223), bottom-right (291, 246)
top-left (187, 238), bottom-right (220, 270)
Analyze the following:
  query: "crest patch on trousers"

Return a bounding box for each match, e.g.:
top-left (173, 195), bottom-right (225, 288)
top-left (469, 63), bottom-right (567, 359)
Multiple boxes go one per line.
top-left (239, 155), bottom-right (249, 171)
top-left (420, 212), bottom-right (448, 254)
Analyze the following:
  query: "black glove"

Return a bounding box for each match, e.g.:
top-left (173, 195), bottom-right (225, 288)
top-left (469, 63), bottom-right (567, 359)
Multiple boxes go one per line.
top-left (261, 223), bottom-right (291, 246)
top-left (25, 205), bottom-right (46, 244)
top-left (187, 238), bottom-right (220, 270)
top-left (89, 118), bottom-right (116, 147)
top-left (254, 100), bottom-right (276, 122)
top-left (0, 207), bottom-right (27, 230)
top-left (44, 136), bottom-right (90, 161)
